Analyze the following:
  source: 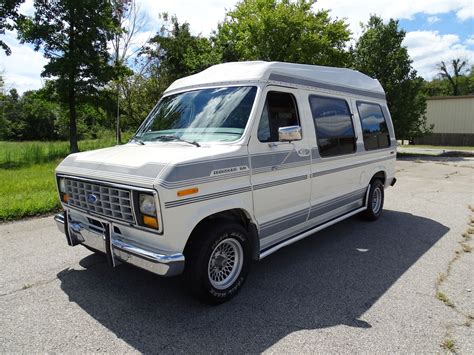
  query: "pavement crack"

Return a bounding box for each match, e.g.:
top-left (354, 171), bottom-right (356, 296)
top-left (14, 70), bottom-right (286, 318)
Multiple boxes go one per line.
top-left (434, 206), bottom-right (474, 353)
top-left (0, 274), bottom-right (65, 298)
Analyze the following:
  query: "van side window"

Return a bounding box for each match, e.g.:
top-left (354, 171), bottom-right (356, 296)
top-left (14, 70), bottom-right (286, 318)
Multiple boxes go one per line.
top-left (309, 95), bottom-right (356, 157)
top-left (258, 91), bottom-right (300, 142)
top-left (356, 102), bottom-right (390, 150)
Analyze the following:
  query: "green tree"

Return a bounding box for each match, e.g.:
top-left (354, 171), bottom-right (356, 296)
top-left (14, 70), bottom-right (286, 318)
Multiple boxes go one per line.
top-left (0, 0), bottom-right (24, 55)
top-left (422, 78), bottom-right (450, 97)
top-left (119, 69), bottom-right (166, 129)
top-left (437, 59), bottom-right (470, 96)
top-left (0, 74), bottom-right (10, 138)
top-left (18, 0), bottom-right (120, 152)
top-left (145, 14), bottom-right (220, 85)
top-left (110, 0), bottom-right (147, 144)
top-left (16, 89), bottom-right (60, 140)
top-left (1, 88), bottom-right (23, 139)
top-left (214, 0), bottom-right (350, 66)
top-left (353, 16), bottom-right (430, 140)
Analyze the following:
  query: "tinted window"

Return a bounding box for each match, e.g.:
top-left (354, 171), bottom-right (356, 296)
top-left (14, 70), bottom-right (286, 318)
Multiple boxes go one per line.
top-left (357, 102), bottom-right (390, 150)
top-left (258, 92), bottom-right (299, 142)
top-left (309, 95), bottom-right (356, 157)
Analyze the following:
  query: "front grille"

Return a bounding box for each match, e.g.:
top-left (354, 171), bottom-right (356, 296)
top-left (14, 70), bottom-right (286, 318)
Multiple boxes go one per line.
top-left (65, 178), bottom-right (135, 223)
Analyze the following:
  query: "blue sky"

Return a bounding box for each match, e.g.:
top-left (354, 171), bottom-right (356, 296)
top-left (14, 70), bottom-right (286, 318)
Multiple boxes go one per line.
top-left (399, 12), bottom-right (473, 43)
top-left (1, 0), bottom-right (473, 93)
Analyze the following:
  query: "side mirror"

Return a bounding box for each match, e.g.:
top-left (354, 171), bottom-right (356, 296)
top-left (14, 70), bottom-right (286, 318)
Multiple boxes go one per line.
top-left (278, 125), bottom-right (302, 142)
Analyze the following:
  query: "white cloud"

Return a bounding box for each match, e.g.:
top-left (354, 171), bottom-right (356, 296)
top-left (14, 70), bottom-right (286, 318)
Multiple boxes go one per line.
top-left (465, 35), bottom-right (474, 46)
top-left (403, 31), bottom-right (474, 79)
top-left (139, 0), bottom-right (236, 36)
top-left (0, 31), bottom-right (48, 93)
top-left (456, 4), bottom-right (474, 21)
top-left (427, 16), bottom-right (440, 24)
top-left (314, 0), bottom-right (473, 37)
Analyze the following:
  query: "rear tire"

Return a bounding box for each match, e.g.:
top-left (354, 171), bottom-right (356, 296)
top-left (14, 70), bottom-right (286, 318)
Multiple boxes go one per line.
top-left (361, 179), bottom-right (384, 221)
top-left (184, 220), bottom-right (251, 304)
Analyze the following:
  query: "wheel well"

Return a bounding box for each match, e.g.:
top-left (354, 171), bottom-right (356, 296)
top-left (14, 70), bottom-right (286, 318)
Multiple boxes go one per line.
top-left (184, 209), bottom-right (260, 261)
top-left (371, 171), bottom-right (386, 185)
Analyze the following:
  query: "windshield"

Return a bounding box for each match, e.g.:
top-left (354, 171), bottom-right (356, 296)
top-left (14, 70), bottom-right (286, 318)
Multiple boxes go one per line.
top-left (134, 86), bottom-right (257, 143)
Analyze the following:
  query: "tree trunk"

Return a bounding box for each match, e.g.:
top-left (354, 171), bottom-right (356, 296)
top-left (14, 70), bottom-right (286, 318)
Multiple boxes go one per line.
top-left (116, 84), bottom-right (121, 144)
top-left (68, 88), bottom-right (79, 153)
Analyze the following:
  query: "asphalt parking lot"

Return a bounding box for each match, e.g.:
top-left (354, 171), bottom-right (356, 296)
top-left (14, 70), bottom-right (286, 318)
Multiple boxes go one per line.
top-left (1, 157), bottom-right (473, 353)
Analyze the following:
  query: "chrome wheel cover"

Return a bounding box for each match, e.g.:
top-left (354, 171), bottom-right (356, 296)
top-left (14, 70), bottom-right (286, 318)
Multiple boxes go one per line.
top-left (372, 187), bottom-right (382, 213)
top-left (207, 237), bottom-right (244, 290)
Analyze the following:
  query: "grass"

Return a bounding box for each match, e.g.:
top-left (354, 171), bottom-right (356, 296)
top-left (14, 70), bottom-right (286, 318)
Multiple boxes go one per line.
top-left (0, 161), bottom-right (61, 221)
top-left (436, 291), bottom-right (455, 308)
top-left (0, 139), bottom-right (116, 168)
top-left (460, 242), bottom-right (472, 253)
top-left (0, 138), bottom-right (125, 222)
top-left (441, 338), bottom-right (456, 352)
top-left (401, 144), bottom-right (474, 151)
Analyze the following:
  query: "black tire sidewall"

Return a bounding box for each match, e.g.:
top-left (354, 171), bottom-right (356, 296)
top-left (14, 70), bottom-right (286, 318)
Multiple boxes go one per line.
top-left (368, 180), bottom-right (384, 219)
top-left (188, 221), bottom-right (250, 304)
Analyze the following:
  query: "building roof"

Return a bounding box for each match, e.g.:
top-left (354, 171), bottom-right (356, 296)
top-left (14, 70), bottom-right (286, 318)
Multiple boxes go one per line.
top-left (165, 61), bottom-right (385, 99)
top-left (427, 95), bottom-right (474, 100)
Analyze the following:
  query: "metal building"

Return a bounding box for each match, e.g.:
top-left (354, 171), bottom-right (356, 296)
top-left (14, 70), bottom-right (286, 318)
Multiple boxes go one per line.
top-left (414, 95), bottom-right (474, 146)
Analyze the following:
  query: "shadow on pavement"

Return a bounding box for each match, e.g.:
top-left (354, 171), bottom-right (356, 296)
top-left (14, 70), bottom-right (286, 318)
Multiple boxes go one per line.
top-left (57, 210), bottom-right (448, 353)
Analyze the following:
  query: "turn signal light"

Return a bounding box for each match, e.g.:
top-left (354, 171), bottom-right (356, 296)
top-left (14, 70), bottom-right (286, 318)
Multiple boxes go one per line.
top-left (60, 193), bottom-right (69, 203)
top-left (143, 215), bottom-right (159, 229)
top-left (177, 187), bottom-right (199, 197)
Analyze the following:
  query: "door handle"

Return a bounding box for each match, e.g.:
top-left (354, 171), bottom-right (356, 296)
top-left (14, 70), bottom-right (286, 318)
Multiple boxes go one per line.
top-left (298, 148), bottom-right (311, 156)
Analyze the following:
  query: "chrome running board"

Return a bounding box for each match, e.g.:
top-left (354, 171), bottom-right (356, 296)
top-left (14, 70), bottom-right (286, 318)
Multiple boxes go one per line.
top-left (260, 206), bottom-right (367, 259)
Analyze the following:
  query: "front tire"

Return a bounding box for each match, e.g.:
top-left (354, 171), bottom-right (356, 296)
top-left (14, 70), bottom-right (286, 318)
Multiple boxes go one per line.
top-left (184, 220), bottom-right (250, 304)
top-left (361, 179), bottom-right (385, 221)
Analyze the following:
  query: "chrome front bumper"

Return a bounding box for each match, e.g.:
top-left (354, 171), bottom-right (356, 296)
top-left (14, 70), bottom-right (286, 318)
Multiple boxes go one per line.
top-left (54, 211), bottom-right (185, 277)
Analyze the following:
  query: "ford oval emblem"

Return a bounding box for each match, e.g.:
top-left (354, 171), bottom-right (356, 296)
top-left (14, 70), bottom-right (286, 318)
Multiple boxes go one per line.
top-left (87, 194), bottom-right (98, 204)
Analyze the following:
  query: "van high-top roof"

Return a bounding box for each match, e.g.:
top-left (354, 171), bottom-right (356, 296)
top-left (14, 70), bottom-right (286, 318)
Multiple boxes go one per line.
top-left (165, 61), bottom-right (385, 100)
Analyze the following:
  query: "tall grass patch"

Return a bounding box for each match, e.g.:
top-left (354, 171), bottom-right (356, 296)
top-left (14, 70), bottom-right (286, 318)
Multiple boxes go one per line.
top-left (0, 137), bottom-right (131, 221)
top-left (0, 139), bottom-right (116, 168)
top-left (0, 161), bottom-right (61, 221)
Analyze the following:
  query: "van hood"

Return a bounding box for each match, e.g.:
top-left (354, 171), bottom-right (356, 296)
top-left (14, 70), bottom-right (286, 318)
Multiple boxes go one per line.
top-left (55, 143), bottom-right (248, 188)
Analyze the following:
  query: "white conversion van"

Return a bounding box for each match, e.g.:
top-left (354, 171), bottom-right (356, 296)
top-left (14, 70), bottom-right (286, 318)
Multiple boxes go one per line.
top-left (55, 61), bottom-right (397, 303)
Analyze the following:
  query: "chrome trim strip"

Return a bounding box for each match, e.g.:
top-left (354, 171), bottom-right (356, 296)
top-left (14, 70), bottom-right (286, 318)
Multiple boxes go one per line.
top-left (54, 212), bottom-right (65, 234)
top-left (54, 211), bottom-right (184, 277)
top-left (260, 206), bottom-right (367, 259)
top-left (268, 73), bottom-right (386, 100)
top-left (112, 238), bottom-right (185, 264)
top-left (56, 174), bottom-right (156, 193)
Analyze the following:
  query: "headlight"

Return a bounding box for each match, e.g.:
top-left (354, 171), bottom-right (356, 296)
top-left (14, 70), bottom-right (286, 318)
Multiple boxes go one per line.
top-left (59, 178), bottom-right (66, 193)
top-left (139, 194), bottom-right (156, 216)
top-left (58, 177), bottom-right (69, 203)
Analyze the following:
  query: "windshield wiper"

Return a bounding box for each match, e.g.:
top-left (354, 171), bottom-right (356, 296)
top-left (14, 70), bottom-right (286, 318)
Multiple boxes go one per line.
top-left (151, 135), bottom-right (200, 147)
top-left (130, 137), bottom-right (145, 145)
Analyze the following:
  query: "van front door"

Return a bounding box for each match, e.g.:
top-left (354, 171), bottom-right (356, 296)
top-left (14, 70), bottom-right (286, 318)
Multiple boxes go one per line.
top-left (248, 87), bottom-right (312, 251)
